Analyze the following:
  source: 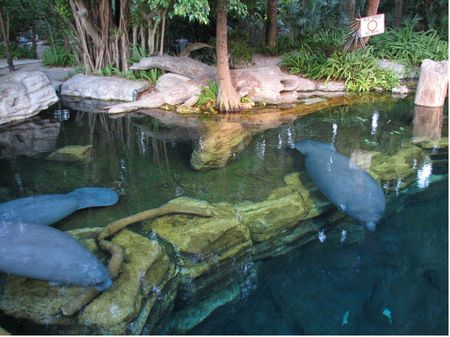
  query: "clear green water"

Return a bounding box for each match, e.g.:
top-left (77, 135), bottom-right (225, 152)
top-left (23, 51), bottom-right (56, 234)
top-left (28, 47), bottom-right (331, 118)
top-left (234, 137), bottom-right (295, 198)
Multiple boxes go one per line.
top-left (0, 97), bottom-right (447, 334)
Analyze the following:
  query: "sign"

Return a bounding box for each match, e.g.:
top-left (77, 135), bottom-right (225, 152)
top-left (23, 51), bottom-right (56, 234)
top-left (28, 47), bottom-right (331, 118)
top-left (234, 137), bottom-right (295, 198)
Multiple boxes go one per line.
top-left (359, 14), bottom-right (385, 38)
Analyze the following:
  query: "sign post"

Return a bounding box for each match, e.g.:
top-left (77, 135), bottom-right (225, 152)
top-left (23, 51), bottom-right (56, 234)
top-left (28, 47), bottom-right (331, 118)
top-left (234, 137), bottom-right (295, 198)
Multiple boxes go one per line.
top-left (359, 14), bottom-right (385, 38)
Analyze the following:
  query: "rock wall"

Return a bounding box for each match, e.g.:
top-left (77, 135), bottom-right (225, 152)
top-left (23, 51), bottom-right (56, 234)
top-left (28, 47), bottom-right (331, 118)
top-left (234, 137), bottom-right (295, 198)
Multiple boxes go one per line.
top-left (0, 71), bottom-right (59, 125)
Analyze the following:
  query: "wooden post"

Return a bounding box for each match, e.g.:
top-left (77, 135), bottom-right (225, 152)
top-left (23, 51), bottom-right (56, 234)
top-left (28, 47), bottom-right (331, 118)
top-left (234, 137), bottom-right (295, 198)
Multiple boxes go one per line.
top-left (414, 59), bottom-right (448, 107)
top-left (413, 105), bottom-right (443, 141)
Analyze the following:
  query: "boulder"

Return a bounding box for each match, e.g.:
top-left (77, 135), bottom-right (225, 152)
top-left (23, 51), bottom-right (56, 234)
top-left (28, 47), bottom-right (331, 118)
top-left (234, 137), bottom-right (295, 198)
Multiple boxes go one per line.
top-left (378, 59), bottom-right (420, 80)
top-left (0, 118), bottom-right (61, 159)
top-left (190, 121), bottom-right (252, 171)
top-left (47, 145), bottom-right (93, 162)
top-left (107, 74), bottom-right (201, 114)
top-left (232, 66), bottom-right (302, 104)
top-left (0, 71), bottom-right (59, 125)
top-left (0, 228), bottom-right (177, 335)
top-left (0, 326), bottom-right (9, 335)
top-left (61, 74), bottom-right (148, 102)
top-left (295, 77), bottom-right (317, 92)
top-left (317, 80), bottom-right (346, 92)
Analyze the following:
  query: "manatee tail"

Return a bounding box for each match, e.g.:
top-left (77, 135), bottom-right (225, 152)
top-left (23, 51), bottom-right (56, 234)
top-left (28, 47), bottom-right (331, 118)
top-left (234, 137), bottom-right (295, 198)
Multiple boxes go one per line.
top-left (67, 187), bottom-right (119, 209)
top-left (294, 140), bottom-right (336, 155)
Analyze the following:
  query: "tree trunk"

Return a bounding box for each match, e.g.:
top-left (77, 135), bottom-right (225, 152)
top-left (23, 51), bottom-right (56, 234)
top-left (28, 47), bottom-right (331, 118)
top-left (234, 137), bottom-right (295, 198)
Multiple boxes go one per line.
top-left (159, 8), bottom-right (167, 56)
top-left (394, 0), bottom-right (403, 28)
top-left (31, 21), bottom-right (37, 59)
top-left (0, 7), bottom-right (14, 72)
top-left (265, 0), bottom-right (277, 48)
top-left (140, 24), bottom-right (146, 52)
top-left (132, 25), bottom-right (138, 49)
top-left (216, 0), bottom-right (241, 112)
top-left (119, 0), bottom-right (130, 71)
top-left (348, 0), bottom-right (380, 51)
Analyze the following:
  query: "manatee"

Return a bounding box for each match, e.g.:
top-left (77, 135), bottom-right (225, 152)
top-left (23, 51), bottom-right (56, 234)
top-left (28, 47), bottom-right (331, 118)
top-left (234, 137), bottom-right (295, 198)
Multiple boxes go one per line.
top-left (294, 140), bottom-right (385, 231)
top-left (0, 187), bottom-right (119, 226)
top-left (0, 221), bottom-right (112, 291)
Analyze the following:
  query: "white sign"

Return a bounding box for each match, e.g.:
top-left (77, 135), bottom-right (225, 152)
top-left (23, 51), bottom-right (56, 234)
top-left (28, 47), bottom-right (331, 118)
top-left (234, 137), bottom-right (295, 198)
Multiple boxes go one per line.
top-left (359, 14), bottom-right (385, 38)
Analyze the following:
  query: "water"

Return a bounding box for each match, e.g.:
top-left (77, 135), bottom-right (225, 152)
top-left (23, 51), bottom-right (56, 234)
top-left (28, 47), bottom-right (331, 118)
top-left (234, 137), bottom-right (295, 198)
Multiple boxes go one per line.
top-left (0, 97), bottom-right (447, 334)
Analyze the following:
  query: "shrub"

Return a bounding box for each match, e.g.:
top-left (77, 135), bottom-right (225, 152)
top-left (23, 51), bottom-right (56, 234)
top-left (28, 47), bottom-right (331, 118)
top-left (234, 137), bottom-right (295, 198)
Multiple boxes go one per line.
top-left (98, 64), bottom-right (161, 85)
top-left (369, 26), bottom-right (448, 66)
top-left (42, 45), bottom-right (77, 66)
top-left (196, 81), bottom-right (218, 107)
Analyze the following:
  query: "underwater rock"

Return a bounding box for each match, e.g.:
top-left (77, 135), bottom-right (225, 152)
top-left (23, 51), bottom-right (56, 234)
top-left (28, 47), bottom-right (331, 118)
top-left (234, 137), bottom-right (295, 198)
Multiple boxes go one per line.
top-left (0, 222), bottom-right (111, 291)
top-left (79, 230), bottom-right (178, 335)
top-left (47, 145), bottom-right (93, 162)
top-left (368, 144), bottom-right (425, 191)
top-left (0, 71), bottom-right (59, 125)
top-left (190, 121), bottom-right (252, 171)
top-left (0, 326), bottom-right (10, 335)
top-left (145, 198), bottom-right (252, 302)
top-left (0, 118), bottom-right (61, 159)
top-left (294, 140), bottom-right (386, 231)
top-left (0, 187), bottom-right (119, 226)
top-left (0, 228), bottom-right (177, 335)
top-left (412, 137), bottom-right (448, 150)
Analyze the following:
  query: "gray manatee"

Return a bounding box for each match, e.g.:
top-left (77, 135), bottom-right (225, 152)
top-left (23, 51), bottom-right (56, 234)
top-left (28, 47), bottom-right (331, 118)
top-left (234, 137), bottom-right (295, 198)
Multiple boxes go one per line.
top-left (0, 187), bottom-right (119, 226)
top-left (294, 140), bottom-right (385, 231)
top-left (0, 221), bottom-right (112, 291)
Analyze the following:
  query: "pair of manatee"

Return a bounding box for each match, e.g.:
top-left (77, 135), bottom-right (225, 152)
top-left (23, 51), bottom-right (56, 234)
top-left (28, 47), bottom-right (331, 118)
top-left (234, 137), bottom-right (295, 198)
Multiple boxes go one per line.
top-left (0, 187), bottom-right (119, 291)
top-left (0, 140), bottom-right (385, 290)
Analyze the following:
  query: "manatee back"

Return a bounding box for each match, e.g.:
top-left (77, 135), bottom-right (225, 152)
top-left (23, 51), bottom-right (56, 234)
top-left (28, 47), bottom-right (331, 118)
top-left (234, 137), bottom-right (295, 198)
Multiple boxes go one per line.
top-left (295, 140), bottom-right (385, 230)
top-left (0, 221), bottom-right (111, 290)
top-left (0, 195), bottom-right (78, 226)
top-left (67, 187), bottom-right (119, 209)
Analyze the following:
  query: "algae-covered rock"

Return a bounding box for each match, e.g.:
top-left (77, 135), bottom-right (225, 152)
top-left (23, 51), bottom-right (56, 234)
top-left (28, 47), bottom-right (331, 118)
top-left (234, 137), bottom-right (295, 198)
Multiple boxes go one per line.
top-left (0, 228), bottom-right (177, 335)
top-left (144, 197), bottom-right (252, 302)
top-left (0, 326), bottom-right (9, 335)
top-left (237, 173), bottom-right (330, 243)
top-left (369, 144), bottom-right (425, 191)
top-left (79, 230), bottom-right (177, 335)
top-left (190, 121), bottom-right (252, 171)
top-left (412, 137), bottom-right (448, 150)
top-left (47, 145), bottom-right (93, 162)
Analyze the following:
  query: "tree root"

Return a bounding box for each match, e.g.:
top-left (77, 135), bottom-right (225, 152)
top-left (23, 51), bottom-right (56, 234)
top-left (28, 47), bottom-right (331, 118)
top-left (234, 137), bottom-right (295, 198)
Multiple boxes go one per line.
top-left (61, 202), bottom-right (214, 316)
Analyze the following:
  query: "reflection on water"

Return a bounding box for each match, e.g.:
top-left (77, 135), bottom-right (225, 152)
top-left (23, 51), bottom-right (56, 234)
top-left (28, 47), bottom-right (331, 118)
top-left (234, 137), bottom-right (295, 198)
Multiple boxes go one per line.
top-left (0, 97), bottom-right (447, 334)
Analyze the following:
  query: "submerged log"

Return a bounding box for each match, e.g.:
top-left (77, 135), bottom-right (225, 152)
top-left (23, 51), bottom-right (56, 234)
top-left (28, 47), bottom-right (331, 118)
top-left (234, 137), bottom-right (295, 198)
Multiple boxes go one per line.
top-left (413, 105), bottom-right (444, 141)
top-left (414, 59), bottom-right (448, 107)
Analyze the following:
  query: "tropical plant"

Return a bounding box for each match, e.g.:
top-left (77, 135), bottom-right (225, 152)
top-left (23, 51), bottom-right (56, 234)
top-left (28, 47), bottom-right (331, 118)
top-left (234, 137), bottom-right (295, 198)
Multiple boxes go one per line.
top-left (369, 26), bottom-right (448, 66)
top-left (42, 45), bottom-right (78, 66)
top-left (196, 80), bottom-right (219, 107)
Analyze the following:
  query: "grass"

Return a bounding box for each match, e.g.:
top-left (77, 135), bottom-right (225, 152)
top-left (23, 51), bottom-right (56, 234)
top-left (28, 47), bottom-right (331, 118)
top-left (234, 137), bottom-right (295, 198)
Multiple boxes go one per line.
top-left (97, 64), bottom-right (161, 85)
top-left (42, 45), bottom-right (78, 67)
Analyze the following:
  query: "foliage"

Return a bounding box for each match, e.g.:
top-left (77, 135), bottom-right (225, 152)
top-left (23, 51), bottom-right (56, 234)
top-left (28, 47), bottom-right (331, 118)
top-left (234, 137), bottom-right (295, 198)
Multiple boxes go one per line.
top-left (129, 45), bottom-right (148, 64)
top-left (196, 80), bottom-right (219, 107)
top-left (282, 47), bottom-right (399, 92)
top-left (0, 43), bottom-right (35, 59)
top-left (97, 64), bottom-right (161, 85)
top-left (42, 45), bottom-right (78, 66)
top-left (369, 26), bottom-right (448, 66)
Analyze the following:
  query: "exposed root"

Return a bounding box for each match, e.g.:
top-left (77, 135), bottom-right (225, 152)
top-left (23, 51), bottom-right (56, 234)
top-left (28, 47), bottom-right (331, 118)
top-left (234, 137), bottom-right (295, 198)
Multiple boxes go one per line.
top-left (61, 201), bottom-right (213, 316)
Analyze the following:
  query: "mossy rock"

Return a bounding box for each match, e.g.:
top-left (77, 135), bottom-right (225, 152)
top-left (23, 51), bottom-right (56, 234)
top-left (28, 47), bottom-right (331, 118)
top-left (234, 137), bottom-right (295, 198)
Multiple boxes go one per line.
top-left (369, 144), bottom-right (424, 191)
top-left (47, 145), bottom-right (93, 162)
top-left (0, 228), bottom-right (176, 335)
top-left (237, 172), bottom-right (330, 243)
top-left (190, 121), bottom-right (252, 171)
top-left (412, 136), bottom-right (448, 150)
top-left (79, 230), bottom-right (177, 335)
top-left (0, 326), bottom-right (10, 335)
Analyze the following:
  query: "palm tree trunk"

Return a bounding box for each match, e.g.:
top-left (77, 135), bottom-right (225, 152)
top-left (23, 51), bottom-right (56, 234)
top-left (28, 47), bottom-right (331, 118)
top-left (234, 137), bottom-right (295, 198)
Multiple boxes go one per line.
top-left (394, 0), bottom-right (403, 28)
top-left (216, 0), bottom-right (241, 112)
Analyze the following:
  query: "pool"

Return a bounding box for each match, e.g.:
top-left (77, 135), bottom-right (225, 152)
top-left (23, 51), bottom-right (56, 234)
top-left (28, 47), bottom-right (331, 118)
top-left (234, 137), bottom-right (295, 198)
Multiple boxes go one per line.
top-left (0, 96), bottom-right (447, 334)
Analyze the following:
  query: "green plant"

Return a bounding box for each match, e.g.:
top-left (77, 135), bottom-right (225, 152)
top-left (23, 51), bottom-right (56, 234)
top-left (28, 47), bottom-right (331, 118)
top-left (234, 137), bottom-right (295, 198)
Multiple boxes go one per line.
top-left (196, 81), bottom-right (219, 107)
top-left (369, 26), bottom-right (448, 66)
top-left (129, 45), bottom-right (148, 64)
top-left (280, 46), bottom-right (326, 75)
top-left (42, 45), bottom-right (78, 66)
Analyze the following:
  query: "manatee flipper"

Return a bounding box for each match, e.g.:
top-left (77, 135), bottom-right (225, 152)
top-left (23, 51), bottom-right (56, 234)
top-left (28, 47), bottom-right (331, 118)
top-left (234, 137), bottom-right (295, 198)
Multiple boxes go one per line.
top-left (66, 187), bottom-right (119, 209)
